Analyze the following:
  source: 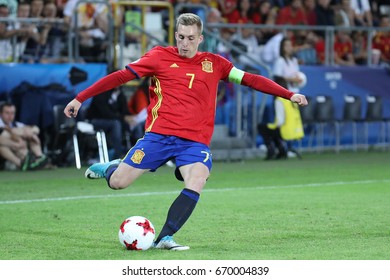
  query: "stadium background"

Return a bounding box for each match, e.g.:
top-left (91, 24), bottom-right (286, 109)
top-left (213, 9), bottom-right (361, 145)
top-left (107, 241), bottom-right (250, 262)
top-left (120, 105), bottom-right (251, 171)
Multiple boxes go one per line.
top-left (1, 0), bottom-right (390, 163)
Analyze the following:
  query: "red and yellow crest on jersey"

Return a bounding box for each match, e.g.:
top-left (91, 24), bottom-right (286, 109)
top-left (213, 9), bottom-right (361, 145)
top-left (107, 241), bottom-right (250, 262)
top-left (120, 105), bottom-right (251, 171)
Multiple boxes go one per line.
top-left (201, 60), bottom-right (213, 73)
top-left (131, 149), bottom-right (145, 164)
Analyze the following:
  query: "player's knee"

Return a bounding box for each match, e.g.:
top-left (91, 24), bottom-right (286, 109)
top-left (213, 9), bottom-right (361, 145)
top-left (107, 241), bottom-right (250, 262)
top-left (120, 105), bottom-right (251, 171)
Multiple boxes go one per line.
top-left (186, 176), bottom-right (207, 193)
top-left (108, 175), bottom-right (129, 190)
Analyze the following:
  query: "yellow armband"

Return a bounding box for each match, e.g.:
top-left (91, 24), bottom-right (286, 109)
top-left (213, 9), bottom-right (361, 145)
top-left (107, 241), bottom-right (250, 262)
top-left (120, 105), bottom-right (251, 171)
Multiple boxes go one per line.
top-left (228, 67), bottom-right (245, 84)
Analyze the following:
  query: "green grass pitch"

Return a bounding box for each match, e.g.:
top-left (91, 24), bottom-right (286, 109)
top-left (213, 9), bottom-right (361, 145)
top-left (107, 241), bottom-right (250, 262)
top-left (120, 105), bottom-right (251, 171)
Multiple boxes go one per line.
top-left (1, 151), bottom-right (389, 260)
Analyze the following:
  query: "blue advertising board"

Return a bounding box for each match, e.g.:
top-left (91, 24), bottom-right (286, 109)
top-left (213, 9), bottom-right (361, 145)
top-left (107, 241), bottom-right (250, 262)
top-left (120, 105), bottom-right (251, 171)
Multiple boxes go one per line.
top-left (0, 63), bottom-right (107, 128)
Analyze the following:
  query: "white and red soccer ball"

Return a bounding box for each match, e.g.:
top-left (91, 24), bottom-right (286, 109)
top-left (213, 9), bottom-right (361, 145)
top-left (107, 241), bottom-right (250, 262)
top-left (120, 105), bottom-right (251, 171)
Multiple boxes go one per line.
top-left (295, 71), bottom-right (307, 88)
top-left (118, 216), bottom-right (155, 250)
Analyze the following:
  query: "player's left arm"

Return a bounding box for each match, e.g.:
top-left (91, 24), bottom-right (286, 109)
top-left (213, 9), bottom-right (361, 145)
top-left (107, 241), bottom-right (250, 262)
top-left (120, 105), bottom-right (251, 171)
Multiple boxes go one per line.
top-left (228, 67), bottom-right (308, 106)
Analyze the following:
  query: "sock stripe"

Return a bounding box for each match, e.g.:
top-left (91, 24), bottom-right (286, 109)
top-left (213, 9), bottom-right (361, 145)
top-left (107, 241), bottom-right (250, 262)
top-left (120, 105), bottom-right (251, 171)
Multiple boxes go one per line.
top-left (106, 164), bottom-right (119, 189)
top-left (181, 189), bottom-right (200, 202)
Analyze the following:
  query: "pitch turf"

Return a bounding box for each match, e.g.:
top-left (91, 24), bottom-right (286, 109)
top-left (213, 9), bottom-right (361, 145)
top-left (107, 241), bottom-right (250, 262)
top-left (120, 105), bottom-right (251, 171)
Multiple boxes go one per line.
top-left (0, 151), bottom-right (389, 260)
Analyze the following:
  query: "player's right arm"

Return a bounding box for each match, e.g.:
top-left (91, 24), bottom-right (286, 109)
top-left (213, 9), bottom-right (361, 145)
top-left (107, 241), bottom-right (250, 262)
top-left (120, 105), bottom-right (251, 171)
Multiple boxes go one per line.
top-left (64, 69), bottom-right (137, 118)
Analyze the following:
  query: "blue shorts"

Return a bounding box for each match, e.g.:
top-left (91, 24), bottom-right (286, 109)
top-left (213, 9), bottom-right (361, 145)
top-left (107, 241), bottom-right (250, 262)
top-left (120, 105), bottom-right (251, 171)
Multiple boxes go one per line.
top-left (122, 132), bottom-right (213, 180)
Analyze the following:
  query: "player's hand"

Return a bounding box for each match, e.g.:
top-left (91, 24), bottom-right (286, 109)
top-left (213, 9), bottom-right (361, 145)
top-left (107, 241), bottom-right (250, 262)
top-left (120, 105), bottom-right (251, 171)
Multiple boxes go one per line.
top-left (291, 94), bottom-right (308, 106)
top-left (64, 99), bottom-right (82, 118)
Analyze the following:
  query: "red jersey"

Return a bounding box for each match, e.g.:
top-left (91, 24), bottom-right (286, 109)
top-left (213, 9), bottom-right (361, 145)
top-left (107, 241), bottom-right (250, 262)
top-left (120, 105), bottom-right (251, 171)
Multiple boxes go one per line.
top-left (76, 47), bottom-right (294, 146)
top-left (276, 7), bottom-right (308, 25)
top-left (218, 0), bottom-right (238, 22)
top-left (334, 40), bottom-right (353, 59)
top-left (373, 32), bottom-right (390, 61)
top-left (127, 46), bottom-right (233, 146)
top-left (228, 9), bottom-right (249, 24)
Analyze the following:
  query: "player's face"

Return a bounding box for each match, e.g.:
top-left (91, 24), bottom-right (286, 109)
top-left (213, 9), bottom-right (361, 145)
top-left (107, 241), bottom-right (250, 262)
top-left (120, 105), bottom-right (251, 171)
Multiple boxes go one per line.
top-left (175, 24), bottom-right (203, 58)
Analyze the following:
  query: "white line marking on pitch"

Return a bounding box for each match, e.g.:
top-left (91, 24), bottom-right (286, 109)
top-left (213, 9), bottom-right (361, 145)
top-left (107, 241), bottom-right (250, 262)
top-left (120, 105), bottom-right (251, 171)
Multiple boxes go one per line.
top-left (1, 179), bottom-right (389, 205)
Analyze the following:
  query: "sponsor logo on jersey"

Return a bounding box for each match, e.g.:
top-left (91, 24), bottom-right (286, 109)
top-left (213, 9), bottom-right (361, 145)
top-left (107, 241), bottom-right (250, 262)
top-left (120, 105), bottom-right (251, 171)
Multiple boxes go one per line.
top-left (170, 63), bottom-right (179, 68)
top-left (201, 60), bottom-right (213, 73)
top-left (131, 149), bottom-right (145, 164)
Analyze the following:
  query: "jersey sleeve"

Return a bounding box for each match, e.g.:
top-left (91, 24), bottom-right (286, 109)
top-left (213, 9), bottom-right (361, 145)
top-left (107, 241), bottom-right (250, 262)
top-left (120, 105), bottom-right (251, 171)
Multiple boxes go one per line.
top-left (75, 69), bottom-right (136, 103)
top-left (126, 46), bottom-right (163, 77)
top-left (241, 72), bottom-right (294, 100)
top-left (213, 53), bottom-right (234, 81)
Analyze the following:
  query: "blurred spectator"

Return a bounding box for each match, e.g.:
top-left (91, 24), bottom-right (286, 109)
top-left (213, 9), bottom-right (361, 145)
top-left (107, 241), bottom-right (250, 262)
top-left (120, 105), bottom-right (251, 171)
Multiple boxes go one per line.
top-left (230, 25), bottom-right (262, 67)
top-left (272, 48), bottom-right (305, 158)
top-left (86, 87), bottom-right (130, 160)
top-left (334, 30), bottom-right (356, 65)
top-left (16, 2), bottom-right (30, 18)
top-left (314, 34), bottom-right (326, 63)
top-left (258, 76), bottom-right (304, 160)
top-left (0, 0), bottom-right (17, 17)
top-left (13, 2), bottom-right (34, 60)
top-left (30, 0), bottom-right (44, 18)
top-left (127, 77), bottom-right (150, 146)
top-left (373, 15), bottom-right (390, 66)
top-left (351, 30), bottom-right (368, 64)
top-left (207, 5), bottom-right (222, 24)
top-left (276, 0), bottom-right (308, 25)
top-left (251, 0), bottom-right (275, 25)
top-left (275, 0), bottom-right (315, 65)
top-left (273, 37), bottom-right (304, 94)
top-left (0, 3), bottom-right (36, 62)
top-left (215, 27), bottom-right (235, 56)
top-left (203, 7), bottom-right (223, 52)
top-left (350, 0), bottom-right (373, 26)
top-left (334, 0), bottom-right (355, 27)
top-left (0, 125), bottom-right (30, 170)
top-left (302, 0), bottom-right (317, 25)
top-left (294, 30), bottom-right (319, 64)
top-left (0, 102), bottom-right (48, 170)
top-left (370, 0), bottom-right (390, 25)
top-left (228, 0), bottom-right (252, 24)
top-left (260, 30), bottom-right (294, 66)
top-left (21, 0), bottom-right (44, 63)
top-left (314, 0), bottom-right (335, 26)
top-left (251, 0), bottom-right (278, 45)
top-left (120, 5), bottom-right (142, 46)
top-left (217, 0), bottom-right (237, 23)
top-left (55, 0), bottom-right (68, 17)
top-left (63, 0), bottom-right (109, 62)
top-left (250, 0), bottom-right (260, 11)
top-left (0, 4), bottom-right (14, 62)
top-left (226, 0), bottom-right (252, 35)
top-left (0, 3), bottom-right (8, 17)
top-left (39, 1), bottom-right (67, 63)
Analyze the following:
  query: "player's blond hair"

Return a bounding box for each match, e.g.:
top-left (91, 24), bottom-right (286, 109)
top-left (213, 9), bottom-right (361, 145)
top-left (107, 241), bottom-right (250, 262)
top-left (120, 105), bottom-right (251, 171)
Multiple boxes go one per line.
top-left (176, 13), bottom-right (203, 35)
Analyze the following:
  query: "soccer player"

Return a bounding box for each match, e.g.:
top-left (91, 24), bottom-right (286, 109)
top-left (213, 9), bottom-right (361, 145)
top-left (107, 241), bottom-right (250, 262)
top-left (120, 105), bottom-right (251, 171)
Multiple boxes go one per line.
top-left (64, 13), bottom-right (308, 250)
